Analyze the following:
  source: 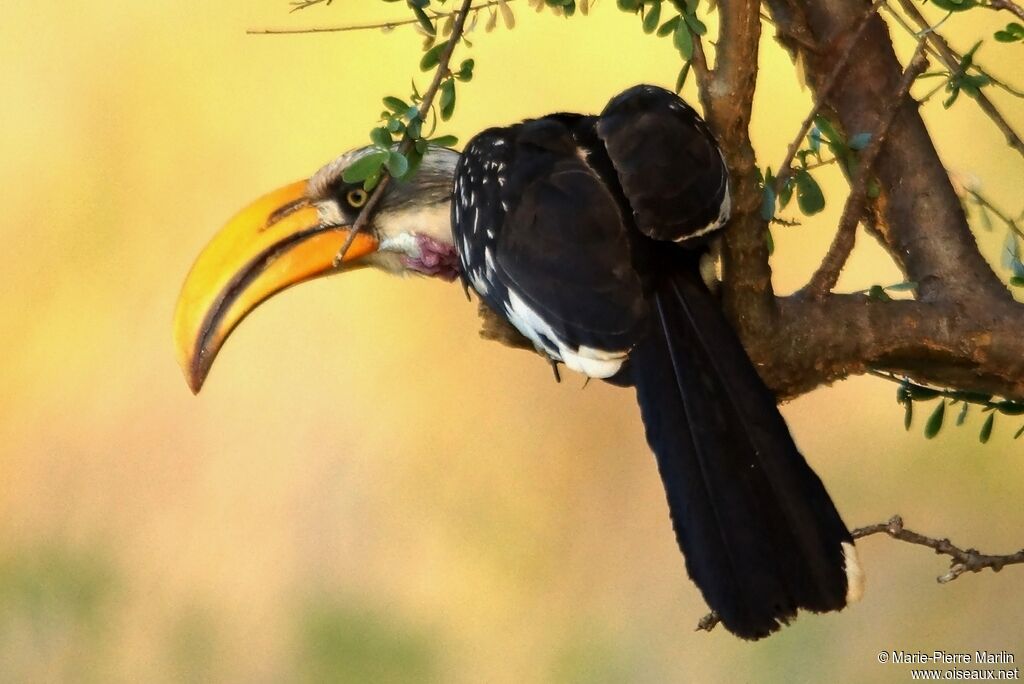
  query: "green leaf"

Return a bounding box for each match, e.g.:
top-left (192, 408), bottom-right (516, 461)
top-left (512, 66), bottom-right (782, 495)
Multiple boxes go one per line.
top-left (420, 41), bottom-right (449, 71)
top-left (429, 134), bottom-right (459, 147)
top-left (406, 115), bottom-right (423, 139)
top-left (813, 115), bottom-right (844, 147)
top-left (795, 170), bottom-right (825, 215)
top-left (1011, 276), bottom-right (1024, 287)
top-left (868, 285), bottom-right (892, 301)
top-left (887, 281), bottom-right (917, 291)
top-left (761, 169), bottom-right (776, 221)
top-left (980, 412), bottom-right (995, 443)
top-left (675, 60), bottom-right (691, 93)
top-left (386, 150), bottom-right (410, 178)
top-left (765, 228), bottom-right (774, 256)
top-left (370, 126), bottom-right (392, 148)
top-left (411, 3), bottom-right (436, 34)
top-left (809, 127), bottom-right (822, 155)
top-left (996, 401), bottom-right (1024, 416)
top-left (778, 177), bottom-right (794, 209)
top-left (456, 58), bottom-right (475, 81)
top-left (944, 84), bottom-right (961, 109)
top-left (439, 78), bottom-right (457, 121)
top-left (341, 150), bottom-right (388, 183)
top-left (924, 400), bottom-right (946, 439)
top-left (929, 0), bottom-right (976, 12)
top-left (684, 13), bottom-right (707, 36)
top-left (643, 1), bottom-right (662, 33)
top-left (1015, 424), bottom-right (1024, 440)
top-left (386, 117), bottom-right (405, 134)
top-left (995, 23), bottom-right (1024, 42)
top-left (673, 20), bottom-right (694, 60)
top-left (658, 15), bottom-right (682, 36)
top-left (363, 167), bottom-right (382, 192)
top-left (956, 401), bottom-right (969, 426)
top-left (904, 400), bottom-right (913, 430)
top-left (383, 96), bottom-right (409, 114)
top-left (909, 385), bottom-right (941, 400)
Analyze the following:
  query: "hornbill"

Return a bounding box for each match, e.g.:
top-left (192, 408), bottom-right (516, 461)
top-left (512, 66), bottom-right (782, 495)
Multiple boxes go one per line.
top-left (174, 84), bottom-right (865, 640)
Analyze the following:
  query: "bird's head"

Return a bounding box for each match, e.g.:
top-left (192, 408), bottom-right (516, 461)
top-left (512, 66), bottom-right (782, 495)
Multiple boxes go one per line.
top-left (173, 146), bottom-right (460, 394)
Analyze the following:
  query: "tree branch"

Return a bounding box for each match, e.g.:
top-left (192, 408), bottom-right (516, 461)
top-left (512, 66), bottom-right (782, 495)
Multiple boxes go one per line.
top-left (801, 40), bottom-right (928, 298)
top-left (249, 0), bottom-right (508, 35)
top-left (853, 515), bottom-right (1024, 583)
top-left (773, 0), bottom-right (885, 195)
top-left (765, 0), bottom-right (1012, 308)
top-left (702, 0), bottom-right (777, 344)
top-left (333, 0), bottom-right (475, 265)
top-left (697, 514), bottom-right (1024, 632)
top-left (891, 0), bottom-right (1024, 161)
top-left (986, 0), bottom-right (1024, 22)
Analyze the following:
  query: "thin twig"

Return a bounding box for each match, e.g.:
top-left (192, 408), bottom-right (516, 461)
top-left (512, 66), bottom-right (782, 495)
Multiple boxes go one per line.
top-left (250, 0), bottom-right (508, 35)
top-left (853, 515), bottom-right (1024, 584)
top-left (801, 41), bottom-right (929, 298)
top-left (697, 513), bottom-right (1024, 633)
top-left (773, 0), bottom-right (886, 195)
top-left (867, 369), bottom-right (1020, 410)
top-left (691, 33), bottom-right (711, 99)
top-left (882, 1), bottom-right (1024, 99)
top-left (892, 0), bottom-right (1024, 160)
top-left (290, 0), bottom-right (333, 11)
top-left (333, 0), bottom-right (475, 265)
top-left (967, 190), bottom-right (1024, 241)
top-left (986, 0), bottom-right (1024, 22)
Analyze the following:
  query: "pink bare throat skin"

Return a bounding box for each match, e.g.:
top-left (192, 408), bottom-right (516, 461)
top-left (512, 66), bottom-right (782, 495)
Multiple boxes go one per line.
top-left (403, 234), bottom-right (461, 282)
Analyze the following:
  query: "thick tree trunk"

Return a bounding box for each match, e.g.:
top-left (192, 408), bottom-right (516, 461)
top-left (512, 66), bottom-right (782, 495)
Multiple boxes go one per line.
top-left (698, 0), bottom-right (1024, 401)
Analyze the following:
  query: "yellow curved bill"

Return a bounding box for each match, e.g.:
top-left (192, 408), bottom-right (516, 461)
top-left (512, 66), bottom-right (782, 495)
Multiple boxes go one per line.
top-left (173, 180), bottom-right (378, 393)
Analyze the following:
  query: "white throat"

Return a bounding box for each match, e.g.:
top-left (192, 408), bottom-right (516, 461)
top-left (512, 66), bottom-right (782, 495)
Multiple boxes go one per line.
top-left (377, 200), bottom-right (454, 256)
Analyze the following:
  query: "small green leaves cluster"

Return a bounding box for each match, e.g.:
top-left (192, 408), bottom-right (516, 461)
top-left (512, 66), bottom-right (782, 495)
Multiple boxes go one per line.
top-left (938, 41), bottom-right (992, 108)
top-left (343, 77), bottom-right (466, 191)
top-left (894, 376), bottom-right (1024, 443)
top-left (995, 22), bottom-right (1024, 43)
top-left (759, 116), bottom-right (882, 226)
top-left (341, 1), bottom-right (474, 191)
top-left (619, 0), bottom-right (708, 92)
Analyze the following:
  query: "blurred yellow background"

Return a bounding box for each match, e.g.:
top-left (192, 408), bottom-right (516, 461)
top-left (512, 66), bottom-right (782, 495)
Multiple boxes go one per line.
top-left (1, 1), bottom-right (1022, 682)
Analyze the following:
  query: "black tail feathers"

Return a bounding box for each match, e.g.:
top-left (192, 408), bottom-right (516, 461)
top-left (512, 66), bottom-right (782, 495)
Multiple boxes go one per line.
top-left (630, 265), bottom-right (863, 640)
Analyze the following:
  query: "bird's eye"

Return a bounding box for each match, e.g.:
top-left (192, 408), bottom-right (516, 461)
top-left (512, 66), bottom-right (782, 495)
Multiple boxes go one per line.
top-left (347, 189), bottom-right (368, 208)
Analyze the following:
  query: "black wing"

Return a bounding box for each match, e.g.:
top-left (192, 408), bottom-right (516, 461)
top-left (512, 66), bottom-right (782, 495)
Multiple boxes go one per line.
top-left (597, 84), bottom-right (730, 242)
top-left (452, 118), bottom-right (647, 359)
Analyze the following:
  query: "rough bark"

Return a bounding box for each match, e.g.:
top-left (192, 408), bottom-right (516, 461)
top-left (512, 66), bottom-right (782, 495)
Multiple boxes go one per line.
top-left (700, 0), bottom-right (1024, 401)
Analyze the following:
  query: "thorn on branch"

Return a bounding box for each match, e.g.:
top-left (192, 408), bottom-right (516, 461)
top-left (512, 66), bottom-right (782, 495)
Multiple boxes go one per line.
top-left (852, 515), bottom-right (1024, 584)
